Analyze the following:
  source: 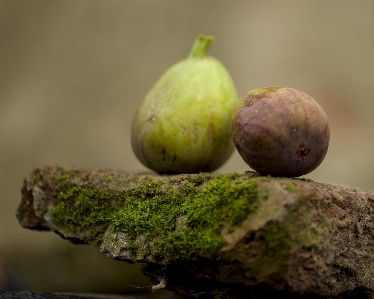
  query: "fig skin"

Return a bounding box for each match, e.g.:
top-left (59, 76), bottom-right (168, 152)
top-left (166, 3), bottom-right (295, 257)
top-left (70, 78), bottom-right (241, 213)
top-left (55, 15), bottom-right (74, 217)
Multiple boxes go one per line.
top-left (231, 87), bottom-right (330, 177)
top-left (132, 35), bottom-right (238, 173)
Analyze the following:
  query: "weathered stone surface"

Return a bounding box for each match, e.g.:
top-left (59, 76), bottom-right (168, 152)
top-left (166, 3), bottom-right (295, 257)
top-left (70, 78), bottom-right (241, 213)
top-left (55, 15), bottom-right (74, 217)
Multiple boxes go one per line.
top-left (0, 291), bottom-right (173, 299)
top-left (17, 166), bottom-right (374, 298)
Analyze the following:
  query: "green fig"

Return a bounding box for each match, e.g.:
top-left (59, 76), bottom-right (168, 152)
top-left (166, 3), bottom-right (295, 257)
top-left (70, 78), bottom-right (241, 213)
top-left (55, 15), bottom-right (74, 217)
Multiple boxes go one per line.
top-left (131, 35), bottom-right (238, 173)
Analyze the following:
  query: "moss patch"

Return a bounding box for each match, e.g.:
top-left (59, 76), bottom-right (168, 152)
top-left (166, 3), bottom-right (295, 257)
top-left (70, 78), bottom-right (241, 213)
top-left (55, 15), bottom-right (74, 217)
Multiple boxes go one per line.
top-left (53, 187), bottom-right (113, 244)
top-left (17, 205), bottom-right (25, 220)
top-left (154, 173), bottom-right (257, 262)
top-left (242, 220), bottom-right (292, 281)
top-left (52, 173), bottom-right (257, 263)
top-left (261, 220), bottom-right (291, 254)
top-left (258, 175), bottom-right (271, 182)
top-left (284, 182), bottom-right (297, 193)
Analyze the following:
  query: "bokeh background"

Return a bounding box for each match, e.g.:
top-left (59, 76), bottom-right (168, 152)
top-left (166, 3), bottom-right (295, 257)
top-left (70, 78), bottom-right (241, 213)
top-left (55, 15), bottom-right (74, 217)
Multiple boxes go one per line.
top-left (1, 0), bottom-right (373, 296)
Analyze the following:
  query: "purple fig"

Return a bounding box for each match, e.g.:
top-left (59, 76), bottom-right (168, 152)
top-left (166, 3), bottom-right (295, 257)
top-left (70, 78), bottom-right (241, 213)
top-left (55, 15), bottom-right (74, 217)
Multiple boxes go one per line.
top-left (231, 87), bottom-right (330, 177)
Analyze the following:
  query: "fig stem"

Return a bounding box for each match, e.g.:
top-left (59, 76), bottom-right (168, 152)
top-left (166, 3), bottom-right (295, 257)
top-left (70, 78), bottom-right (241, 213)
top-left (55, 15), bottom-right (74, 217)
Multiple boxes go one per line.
top-left (188, 35), bottom-right (214, 59)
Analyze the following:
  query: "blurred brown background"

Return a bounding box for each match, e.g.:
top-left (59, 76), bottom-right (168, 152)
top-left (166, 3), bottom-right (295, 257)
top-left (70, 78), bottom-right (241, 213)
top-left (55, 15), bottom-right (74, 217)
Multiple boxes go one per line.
top-left (1, 0), bottom-right (373, 296)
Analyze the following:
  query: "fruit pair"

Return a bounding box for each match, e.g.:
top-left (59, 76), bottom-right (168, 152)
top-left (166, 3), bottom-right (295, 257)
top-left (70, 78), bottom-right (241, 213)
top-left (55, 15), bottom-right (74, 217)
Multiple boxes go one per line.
top-left (131, 35), bottom-right (330, 177)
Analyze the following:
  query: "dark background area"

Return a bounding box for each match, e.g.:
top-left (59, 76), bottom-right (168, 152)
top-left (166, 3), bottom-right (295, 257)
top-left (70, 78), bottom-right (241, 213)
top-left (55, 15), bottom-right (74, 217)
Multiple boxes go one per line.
top-left (1, 0), bottom-right (373, 296)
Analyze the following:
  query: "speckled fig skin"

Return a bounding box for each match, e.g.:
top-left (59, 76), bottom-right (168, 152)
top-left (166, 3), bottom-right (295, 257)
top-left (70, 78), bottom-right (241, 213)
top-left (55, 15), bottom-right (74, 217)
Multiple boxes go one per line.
top-left (231, 87), bottom-right (330, 177)
top-left (132, 35), bottom-right (238, 173)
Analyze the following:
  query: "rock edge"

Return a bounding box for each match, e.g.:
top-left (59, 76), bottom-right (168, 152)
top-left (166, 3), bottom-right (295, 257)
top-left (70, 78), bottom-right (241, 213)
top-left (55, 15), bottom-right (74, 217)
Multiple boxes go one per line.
top-left (17, 166), bottom-right (374, 298)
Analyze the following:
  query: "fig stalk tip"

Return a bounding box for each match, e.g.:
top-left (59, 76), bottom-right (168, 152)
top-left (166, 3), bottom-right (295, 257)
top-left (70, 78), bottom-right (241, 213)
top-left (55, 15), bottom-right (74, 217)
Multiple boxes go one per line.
top-left (188, 35), bottom-right (214, 59)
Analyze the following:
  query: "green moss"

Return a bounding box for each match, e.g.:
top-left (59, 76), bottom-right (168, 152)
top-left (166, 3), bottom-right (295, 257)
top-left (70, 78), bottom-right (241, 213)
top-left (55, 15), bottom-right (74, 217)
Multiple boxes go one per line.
top-left (289, 203), bottom-right (327, 248)
top-left (185, 173), bottom-right (213, 186)
top-left (40, 201), bottom-right (48, 218)
top-left (258, 189), bottom-right (269, 200)
top-left (127, 243), bottom-right (138, 256)
top-left (54, 173), bottom-right (71, 184)
top-left (17, 205), bottom-right (24, 220)
top-left (258, 203), bottom-right (326, 257)
top-left (299, 225), bottom-right (327, 247)
top-left (154, 174), bottom-right (257, 262)
top-left (258, 176), bottom-right (271, 182)
top-left (53, 187), bottom-right (113, 245)
top-left (242, 201), bottom-right (326, 281)
top-left (284, 182), bottom-right (297, 193)
top-left (240, 220), bottom-right (293, 281)
top-left (52, 173), bottom-right (258, 262)
top-left (261, 220), bottom-right (292, 254)
top-left (142, 244), bottom-right (151, 259)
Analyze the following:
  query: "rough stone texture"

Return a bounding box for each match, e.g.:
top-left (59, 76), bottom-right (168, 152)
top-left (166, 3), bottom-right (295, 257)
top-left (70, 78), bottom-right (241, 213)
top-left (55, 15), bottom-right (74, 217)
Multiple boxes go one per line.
top-left (0, 292), bottom-right (171, 299)
top-left (17, 167), bottom-right (374, 299)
